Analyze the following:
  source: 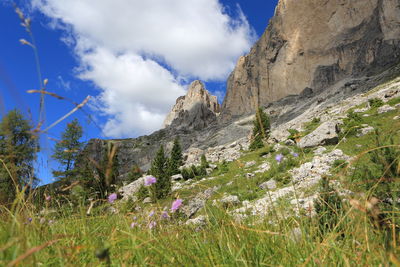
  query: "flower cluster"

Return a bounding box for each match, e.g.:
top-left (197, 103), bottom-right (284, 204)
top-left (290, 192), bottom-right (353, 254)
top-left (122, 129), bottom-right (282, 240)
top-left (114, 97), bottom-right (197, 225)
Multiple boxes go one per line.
top-left (128, 199), bottom-right (184, 230)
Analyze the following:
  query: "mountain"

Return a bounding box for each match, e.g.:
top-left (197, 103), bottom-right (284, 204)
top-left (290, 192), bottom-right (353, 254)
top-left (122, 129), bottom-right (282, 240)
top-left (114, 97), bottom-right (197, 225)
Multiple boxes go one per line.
top-left (74, 0), bottom-right (400, 184)
top-left (163, 80), bottom-right (220, 130)
top-left (221, 0), bottom-right (400, 120)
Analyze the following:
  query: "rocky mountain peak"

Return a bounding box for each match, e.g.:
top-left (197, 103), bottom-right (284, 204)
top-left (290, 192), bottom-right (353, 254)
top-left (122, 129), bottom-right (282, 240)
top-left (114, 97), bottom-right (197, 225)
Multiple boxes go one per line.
top-left (163, 80), bottom-right (221, 128)
top-left (221, 0), bottom-right (400, 120)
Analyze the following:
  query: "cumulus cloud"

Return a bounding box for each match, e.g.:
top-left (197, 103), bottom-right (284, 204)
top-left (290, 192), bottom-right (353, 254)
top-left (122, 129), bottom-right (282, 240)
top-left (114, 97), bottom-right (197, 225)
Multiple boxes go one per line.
top-left (31, 0), bottom-right (255, 137)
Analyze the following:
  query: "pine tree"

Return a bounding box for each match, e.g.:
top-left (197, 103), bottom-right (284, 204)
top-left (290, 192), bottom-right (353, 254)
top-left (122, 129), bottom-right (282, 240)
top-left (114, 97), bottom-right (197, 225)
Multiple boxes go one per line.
top-left (149, 145), bottom-right (171, 200)
top-left (249, 107), bottom-right (271, 150)
top-left (52, 119), bottom-right (83, 180)
top-left (167, 138), bottom-right (183, 175)
top-left (0, 109), bottom-right (37, 204)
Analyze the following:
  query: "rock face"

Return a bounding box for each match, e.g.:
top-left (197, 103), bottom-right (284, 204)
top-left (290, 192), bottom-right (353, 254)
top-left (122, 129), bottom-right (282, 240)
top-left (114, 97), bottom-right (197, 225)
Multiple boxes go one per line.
top-left (298, 121), bottom-right (341, 148)
top-left (163, 80), bottom-right (221, 129)
top-left (222, 0), bottom-right (400, 119)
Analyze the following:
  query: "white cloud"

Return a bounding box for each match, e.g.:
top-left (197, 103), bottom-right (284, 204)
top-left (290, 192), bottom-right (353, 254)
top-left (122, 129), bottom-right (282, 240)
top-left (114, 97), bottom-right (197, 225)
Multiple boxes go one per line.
top-left (31, 0), bottom-right (255, 137)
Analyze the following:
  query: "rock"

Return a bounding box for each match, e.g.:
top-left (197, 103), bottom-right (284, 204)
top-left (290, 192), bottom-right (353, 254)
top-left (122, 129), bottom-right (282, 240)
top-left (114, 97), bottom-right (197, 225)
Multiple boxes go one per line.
top-left (259, 179), bottom-right (277, 190)
top-left (395, 103), bottom-right (400, 109)
top-left (171, 174), bottom-right (183, 181)
top-left (172, 182), bottom-right (183, 192)
top-left (118, 177), bottom-right (145, 201)
top-left (232, 149), bottom-right (350, 218)
top-left (377, 105), bottom-right (396, 114)
top-left (357, 125), bottom-right (374, 137)
top-left (181, 186), bottom-right (220, 218)
top-left (185, 215), bottom-right (208, 229)
top-left (354, 107), bottom-right (369, 113)
top-left (163, 80), bottom-right (220, 128)
top-left (246, 173), bottom-right (255, 179)
top-left (221, 0), bottom-right (400, 120)
top-left (143, 197), bottom-right (152, 204)
top-left (394, 116), bottom-right (400, 120)
top-left (245, 160), bottom-right (256, 168)
top-left (298, 121), bottom-right (340, 148)
top-left (254, 162), bottom-right (271, 174)
top-left (285, 139), bottom-right (296, 146)
top-left (220, 195), bottom-right (241, 206)
top-left (314, 146), bottom-right (327, 155)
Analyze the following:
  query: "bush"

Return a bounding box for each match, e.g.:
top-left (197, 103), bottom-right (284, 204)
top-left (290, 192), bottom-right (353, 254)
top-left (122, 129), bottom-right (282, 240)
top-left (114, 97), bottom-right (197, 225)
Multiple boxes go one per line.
top-left (340, 110), bottom-right (363, 138)
top-left (137, 185), bottom-right (149, 201)
top-left (314, 177), bottom-right (344, 237)
top-left (287, 129), bottom-right (301, 142)
top-left (368, 98), bottom-right (384, 108)
top-left (350, 132), bottom-right (400, 208)
top-left (181, 167), bottom-right (193, 180)
top-left (216, 161), bottom-right (229, 175)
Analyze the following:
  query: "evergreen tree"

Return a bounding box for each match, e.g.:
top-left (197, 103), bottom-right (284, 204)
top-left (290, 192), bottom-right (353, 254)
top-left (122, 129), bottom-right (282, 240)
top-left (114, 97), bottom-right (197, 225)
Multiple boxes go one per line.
top-left (249, 107), bottom-right (271, 150)
top-left (52, 119), bottom-right (83, 180)
top-left (0, 109), bottom-right (37, 204)
top-left (149, 145), bottom-right (171, 200)
top-left (167, 138), bottom-right (183, 175)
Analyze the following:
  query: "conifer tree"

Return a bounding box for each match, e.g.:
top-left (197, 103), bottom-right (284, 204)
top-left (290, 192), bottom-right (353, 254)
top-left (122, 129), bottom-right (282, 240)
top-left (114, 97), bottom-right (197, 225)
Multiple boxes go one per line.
top-left (249, 107), bottom-right (271, 150)
top-left (0, 109), bottom-right (37, 204)
top-left (52, 119), bottom-right (83, 180)
top-left (167, 138), bottom-right (183, 175)
top-left (149, 145), bottom-right (171, 200)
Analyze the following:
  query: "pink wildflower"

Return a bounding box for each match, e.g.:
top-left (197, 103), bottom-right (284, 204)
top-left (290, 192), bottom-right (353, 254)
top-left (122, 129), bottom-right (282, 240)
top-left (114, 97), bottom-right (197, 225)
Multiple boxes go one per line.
top-left (171, 199), bottom-right (183, 212)
top-left (144, 176), bottom-right (157, 186)
top-left (275, 154), bottom-right (284, 163)
top-left (108, 193), bottom-right (117, 203)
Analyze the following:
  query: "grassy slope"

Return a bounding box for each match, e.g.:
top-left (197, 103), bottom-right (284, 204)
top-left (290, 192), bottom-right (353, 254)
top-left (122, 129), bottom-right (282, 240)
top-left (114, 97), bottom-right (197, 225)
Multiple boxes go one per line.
top-left (1, 98), bottom-right (400, 266)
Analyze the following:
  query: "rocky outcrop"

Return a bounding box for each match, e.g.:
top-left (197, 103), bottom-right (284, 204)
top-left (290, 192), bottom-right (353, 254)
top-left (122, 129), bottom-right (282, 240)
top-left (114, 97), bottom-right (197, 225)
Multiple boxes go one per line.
top-left (163, 80), bottom-right (221, 129)
top-left (222, 0), bottom-right (400, 120)
top-left (298, 121), bottom-right (341, 148)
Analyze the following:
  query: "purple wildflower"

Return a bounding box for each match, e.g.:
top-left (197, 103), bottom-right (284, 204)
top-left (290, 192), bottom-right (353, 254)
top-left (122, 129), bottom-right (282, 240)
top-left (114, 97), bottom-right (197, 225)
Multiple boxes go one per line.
top-left (149, 221), bottom-right (157, 229)
top-left (149, 210), bottom-right (155, 217)
top-left (133, 216), bottom-right (137, 221)
top-left (171, 199), bottom-right (183, 212)
top-left (27, 217), bottom-right (32, 223)
top-left (45, 195), bottom-right (51, 201)
top-left (144, 176), bottom-right (157, 186)
top-left (108, 193), bottom-right (118, 204)
top-left (275, 154), bottom-right (284, 163)
top-left (130, 222), bottom-right (137, 228)
top-left (291, 152), bottom-right (299, 157)
top-left (161, 211), bottom-right (169, 219)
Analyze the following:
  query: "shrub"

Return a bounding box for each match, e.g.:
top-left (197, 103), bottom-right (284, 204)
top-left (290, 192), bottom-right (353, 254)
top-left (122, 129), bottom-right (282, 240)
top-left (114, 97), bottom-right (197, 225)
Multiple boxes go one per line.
top-left (314, 177), bottom-right (344, 237)
top-left (287, 129), bottom-right (301, 142)
top-left (340, 110), bottom-right (363, 138)
top-left (368, 98), bottom-right (384, 108)
top-left (216, 160), bottom-right (229, 175)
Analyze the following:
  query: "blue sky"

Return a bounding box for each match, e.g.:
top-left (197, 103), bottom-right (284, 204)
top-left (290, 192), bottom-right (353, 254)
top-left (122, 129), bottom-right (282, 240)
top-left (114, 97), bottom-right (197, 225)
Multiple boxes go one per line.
top-left (0, 0), bottom-right (278, 184)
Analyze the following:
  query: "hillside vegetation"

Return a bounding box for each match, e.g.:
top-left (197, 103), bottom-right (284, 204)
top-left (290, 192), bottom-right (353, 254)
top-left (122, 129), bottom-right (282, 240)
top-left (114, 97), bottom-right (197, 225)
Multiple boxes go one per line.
top-left (1, 83), bottom-right (399, 266)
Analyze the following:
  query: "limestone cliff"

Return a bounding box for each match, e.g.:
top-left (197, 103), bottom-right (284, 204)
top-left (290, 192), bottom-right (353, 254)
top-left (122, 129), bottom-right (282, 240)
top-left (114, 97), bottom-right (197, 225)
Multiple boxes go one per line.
top-left (163, 80), bottom-right (220, 129)
top-left (222, 0), bottom-right (400, 119)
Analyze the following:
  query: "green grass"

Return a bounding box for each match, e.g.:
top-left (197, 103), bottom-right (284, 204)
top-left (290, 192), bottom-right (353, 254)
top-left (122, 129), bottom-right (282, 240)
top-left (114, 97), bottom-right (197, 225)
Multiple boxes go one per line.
top-left (1, 194), bottom-right (399, 266)
top-left (1, 95), bottom-right (400, 266)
